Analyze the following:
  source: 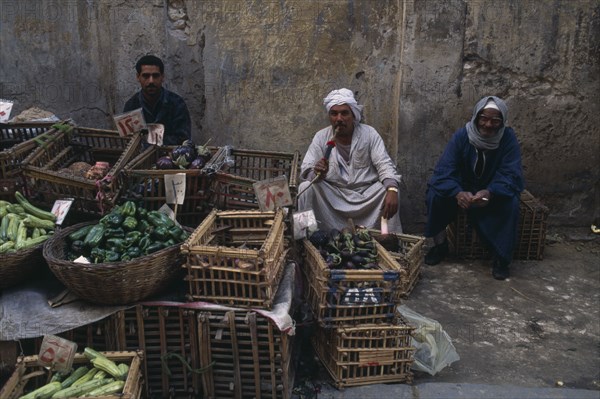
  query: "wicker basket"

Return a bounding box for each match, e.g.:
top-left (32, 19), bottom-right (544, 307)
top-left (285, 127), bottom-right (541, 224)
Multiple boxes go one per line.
top-left (447, 189), bottom-right (549, 260)
top-left (204, 147), bottom-right (300, 210)
top-left (0, 350), bottom-right (143, 399)
top-left (21, 126), bottom-right (143, 216)
top-left (0, 243), bottom-right (47, 291)
top-left (0, 122), bottom-right (57, 200)
top-left (369, 232), bottom-right (425, 297)
top-left (43, 222), bottom-right (187, 305)
top-left (181, 209), bottom-right (287, 309)
top-left (122, 145), bottom-right (219, 227)
top-left (302, 239), bottom-right (407, 327)
top-left (312, 315), bottom-right (414, 389)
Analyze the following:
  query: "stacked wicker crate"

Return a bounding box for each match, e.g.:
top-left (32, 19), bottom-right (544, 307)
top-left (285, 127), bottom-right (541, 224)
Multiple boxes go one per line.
top-left (0, 121), bottom-right (56, 200)
top-left (302, 233), bottom-right (417, 389)
top-left (203, 146), bottom-right (300, 211)
top-left (447, 189), bottom-right (549, 260)
top-left (32, 292), bottom-right (296, 398)
top-left (20, 124), bottom-right (144, 216)
top-left (178, 207), bottom-right (296, 398)
top-left (122, 145), bottom-right (220, 228)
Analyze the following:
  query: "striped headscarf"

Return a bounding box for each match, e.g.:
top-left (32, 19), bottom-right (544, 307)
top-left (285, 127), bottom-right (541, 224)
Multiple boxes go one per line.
top-left (466, 96), bottom-right (508, 150)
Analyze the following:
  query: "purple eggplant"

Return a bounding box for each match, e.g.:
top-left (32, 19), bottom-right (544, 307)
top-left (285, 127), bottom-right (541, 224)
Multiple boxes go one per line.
top-left (156, 156), bottom-right (176, 170)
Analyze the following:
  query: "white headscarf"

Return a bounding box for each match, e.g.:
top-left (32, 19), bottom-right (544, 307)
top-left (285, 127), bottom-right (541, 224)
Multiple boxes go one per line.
top-left (323, 88), bottom-right (363, 124)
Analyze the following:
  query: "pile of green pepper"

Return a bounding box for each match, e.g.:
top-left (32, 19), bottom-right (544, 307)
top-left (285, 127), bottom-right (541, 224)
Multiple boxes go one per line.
top-left (66, 201), bottom-right (189, 263)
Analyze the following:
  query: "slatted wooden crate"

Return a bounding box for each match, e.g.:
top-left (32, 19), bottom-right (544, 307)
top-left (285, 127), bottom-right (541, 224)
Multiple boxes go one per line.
top-left (20, 126), bottom-right (143, 216)
top-left (312, 315), bottom-right (414, 389)
top-left (302, 239), bottom-right (407, 327)
top-left (181, 209), bottom-right (287, 309)
top-left (369, 232), bottom-right (425, 298)
top-left (204, 147), bottom-right (300, 211)
top-left (0, 350), bottom-right (144, 399)
top-left (447, 189), bottom-right (549, 260)
top-left (0, 122), bottom-right (56, 200)
top-left (196, 308), bottom-right (295, 399)
top-left (123, 145), bottom-right (219, 228)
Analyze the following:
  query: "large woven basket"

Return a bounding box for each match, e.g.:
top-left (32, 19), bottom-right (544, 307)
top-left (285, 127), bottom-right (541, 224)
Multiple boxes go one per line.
top-left (0, 243), bottom-right (46, 291)
top-left (43, 222), bottom-right (187, 305)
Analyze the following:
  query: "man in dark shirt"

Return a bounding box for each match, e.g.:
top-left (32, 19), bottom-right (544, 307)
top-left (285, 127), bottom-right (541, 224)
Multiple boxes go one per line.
top-left (123, 55), bottom-right (191, 145)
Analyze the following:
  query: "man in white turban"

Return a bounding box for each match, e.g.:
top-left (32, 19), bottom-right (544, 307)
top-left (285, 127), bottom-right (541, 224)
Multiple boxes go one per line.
top-left (298, 88), bottom-right (402, 234)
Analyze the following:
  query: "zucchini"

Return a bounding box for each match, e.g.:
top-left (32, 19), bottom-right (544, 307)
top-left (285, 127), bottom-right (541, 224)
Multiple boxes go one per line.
top-left (71, 367), bottom-right (98, 386)
top-left (0, 241), bottom-right (15, 253)
top-left (23, 214), bottom-right (56, 230)
top-left (17, 235), bottom-right (50, 250)
top-left (84, 380), bottom-right (124, 396)
top-left (18, 381), bottom-right (62, 399)
top-left (51, 378), bottom-right (113, 398)
top-left (83, 347), bottom-right (107, 361)
top-left (60, 366), bottom-right (89, 388)
top-left (91, 356), bottom-right (126, 380)
top-left (15, 191), bottom-right (57, 221)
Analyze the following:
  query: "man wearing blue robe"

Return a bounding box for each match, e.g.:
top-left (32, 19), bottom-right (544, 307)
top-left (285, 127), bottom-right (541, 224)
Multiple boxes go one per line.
top-left (424, 96), bottom-right (524, 280)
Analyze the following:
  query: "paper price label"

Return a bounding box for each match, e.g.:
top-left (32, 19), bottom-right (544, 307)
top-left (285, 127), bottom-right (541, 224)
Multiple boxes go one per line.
top-left (38, 335), bottom-right (77, 372)
top-left (114, 108), bottom-right (146, 137)
top-left (253, 176), bottom-right (293, 211)
top-left (164, 173), bottom-right (186, 205)
top-left (0, 99), bottom-right (14, 122)
top-left (146, 123), bottom-right (165, 146)
top-left (51, 198), bottom-right (74, 226)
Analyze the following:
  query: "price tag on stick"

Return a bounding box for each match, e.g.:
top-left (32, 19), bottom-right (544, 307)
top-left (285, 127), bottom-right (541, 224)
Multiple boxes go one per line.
top-left (113, 108), bottom-right (146, 137)
top-left (38, 335), bottom-right (77, 372)
top-left (164, 173), bottom-right (186, 218)
top-left (0, 99), bottom-right (14, 122)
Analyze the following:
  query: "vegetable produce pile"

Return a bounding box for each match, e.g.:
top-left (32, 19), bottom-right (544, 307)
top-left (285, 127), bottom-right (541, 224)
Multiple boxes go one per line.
top-left (19, 347), bottom-right (130, 399)
top-left (155, 139), bottom-right (213, 170)
top-left (309, 227), bottom-right (380, 270)
top-left (66, 201), bottom-right (189, 263)
top-left (57, 161), bottom-right (110, 180)
top-left (0, 192), bottom-right (56, 253)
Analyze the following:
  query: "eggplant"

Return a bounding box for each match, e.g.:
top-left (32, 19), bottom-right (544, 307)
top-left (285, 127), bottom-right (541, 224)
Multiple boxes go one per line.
top-left (156, 156), bottom-right (176, 170)
top-left (351, 254), bottom-right (367, 266)
top-left (189, 156), bottom-right (206, 169)
top-left (171, 140), bottom-right (197, 169)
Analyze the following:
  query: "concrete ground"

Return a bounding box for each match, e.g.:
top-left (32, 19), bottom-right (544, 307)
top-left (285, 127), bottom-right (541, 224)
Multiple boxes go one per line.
top-left (292, 227), bottom-right (600, 398)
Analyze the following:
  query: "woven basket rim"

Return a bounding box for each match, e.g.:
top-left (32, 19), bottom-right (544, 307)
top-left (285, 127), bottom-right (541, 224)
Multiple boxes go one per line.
top-left (42, 221), bottom-right (187, 304)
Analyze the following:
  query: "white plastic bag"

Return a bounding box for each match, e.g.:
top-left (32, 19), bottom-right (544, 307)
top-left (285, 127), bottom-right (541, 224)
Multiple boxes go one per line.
top-left (398, 305), bottom-right (460, 375)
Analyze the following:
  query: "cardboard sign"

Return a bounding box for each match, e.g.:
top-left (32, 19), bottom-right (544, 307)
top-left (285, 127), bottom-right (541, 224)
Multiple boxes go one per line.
top-left (253, 175), bottom-right (293, 211)
top-left (0, 99), bottom-right (14, 122)
top-left (113, 108), bottom-right (146, 137)
top-left (146, 123), bottom-right (165, 146)
top-left (51, 198), bottom-right (74, 226)
top-left (38, 335), bottom-right (77, 372)
top-left (158, 203), bottom-right (182, 228)
top-left (292, 209), bottom-right (318, 240)
top-left (164, 173), bottom-right (186, 205)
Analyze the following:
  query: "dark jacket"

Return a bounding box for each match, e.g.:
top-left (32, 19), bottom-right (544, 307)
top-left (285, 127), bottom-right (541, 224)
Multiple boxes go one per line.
top-left (124, 88), bottom-right (191, 145)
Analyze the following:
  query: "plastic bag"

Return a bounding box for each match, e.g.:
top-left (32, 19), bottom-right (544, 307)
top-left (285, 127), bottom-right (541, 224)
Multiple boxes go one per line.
top-left (398, 304), bottom-right (460, 375)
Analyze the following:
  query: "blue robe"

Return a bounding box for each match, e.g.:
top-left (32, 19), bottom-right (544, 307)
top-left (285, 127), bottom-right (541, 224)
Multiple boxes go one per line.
top-left (425, 126), bottom-right (524, 263)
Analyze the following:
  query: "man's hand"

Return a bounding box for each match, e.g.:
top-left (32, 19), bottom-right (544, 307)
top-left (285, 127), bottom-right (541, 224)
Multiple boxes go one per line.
top-left (471, 189), bottom-right (491, 207)
top-left (313, 158), bottom-right (329, 178)
top-left (456, 191), bottom-right (475, 209)
top-left (381, 189), bottom-right (399, 219)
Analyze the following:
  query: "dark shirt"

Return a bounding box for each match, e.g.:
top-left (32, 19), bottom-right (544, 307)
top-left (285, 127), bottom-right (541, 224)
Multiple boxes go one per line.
top-left (123, 88), bottom-right (191, 146)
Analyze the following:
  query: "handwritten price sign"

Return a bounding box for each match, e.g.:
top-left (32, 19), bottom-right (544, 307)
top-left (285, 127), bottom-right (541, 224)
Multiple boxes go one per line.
top-left (164, 173), bottom-right (186, 205)
top-left (0, 99), bottom-right (14, 122)
top-left (38, 335), bottom-right (77, 372)
top-left (253, 175), bottom-right (293, 211)
top-left (113, 108), bottom-right (146, 137)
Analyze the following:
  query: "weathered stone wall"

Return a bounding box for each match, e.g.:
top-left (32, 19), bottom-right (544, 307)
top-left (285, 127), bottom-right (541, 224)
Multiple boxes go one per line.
top-left (1, 0), bottom-right (598, 231)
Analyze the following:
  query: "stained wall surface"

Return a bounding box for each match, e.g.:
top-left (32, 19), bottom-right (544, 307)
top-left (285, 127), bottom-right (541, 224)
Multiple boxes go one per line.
top-left (1, 0), bottom-right (598, 230)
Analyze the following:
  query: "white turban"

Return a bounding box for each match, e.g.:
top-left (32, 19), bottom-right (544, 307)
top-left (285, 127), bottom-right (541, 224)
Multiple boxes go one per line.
top-left (323, 88), bottom-right (363, 123)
